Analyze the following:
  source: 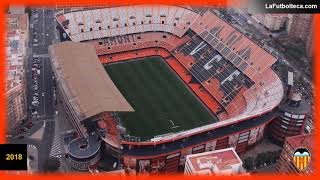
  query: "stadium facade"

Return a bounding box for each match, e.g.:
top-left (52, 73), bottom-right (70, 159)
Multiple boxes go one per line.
top-left (51, 5), bottom-right (293, 173)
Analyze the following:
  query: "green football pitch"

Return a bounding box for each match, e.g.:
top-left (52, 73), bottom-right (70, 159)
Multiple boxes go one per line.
top-left (104, 56), bottom-right (217, 138)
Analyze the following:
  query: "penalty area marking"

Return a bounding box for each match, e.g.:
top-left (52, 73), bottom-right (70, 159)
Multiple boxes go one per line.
top-left (169, 120), bottom-right (180, 129)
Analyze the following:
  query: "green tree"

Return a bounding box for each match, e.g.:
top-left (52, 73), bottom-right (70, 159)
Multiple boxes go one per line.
top-left (243, 157), bottom-right (254, 171)
top-left (255, 152), bottom-right (268, 168)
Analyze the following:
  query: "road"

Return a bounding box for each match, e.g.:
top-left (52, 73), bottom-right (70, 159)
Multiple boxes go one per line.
top-left (8, 7), bottom-right (57, 173)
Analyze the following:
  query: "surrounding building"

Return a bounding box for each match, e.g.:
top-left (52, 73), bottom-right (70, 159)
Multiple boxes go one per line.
top-left (253, 14), bottom-right (287, 31)
top-left (67, 135), bottom-right (101, 171)
top-left (5, 9), bottom-right (28, 131)
top-left (269, 93), bottom-right (311, 145)
top-left (8, 6), bottom-right (26, 15)
top-left (184, 148), bottom-right (246, 175)
top-left (287, 14), bottom-right (314, 56)
top-left (276, 133), bottom-right (313, 174)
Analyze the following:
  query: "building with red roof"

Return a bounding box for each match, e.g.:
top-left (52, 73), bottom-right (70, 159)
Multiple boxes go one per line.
top-left (184, 148), bottom-right (246, 175)
top-left (276, 133), bottom-right (313, 174)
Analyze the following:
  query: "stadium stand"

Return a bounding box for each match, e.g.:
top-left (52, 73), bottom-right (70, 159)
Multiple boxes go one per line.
top-left (55, 5), bottom-right (285, 173)
top-left (55, 5), bottom-right (283, 134)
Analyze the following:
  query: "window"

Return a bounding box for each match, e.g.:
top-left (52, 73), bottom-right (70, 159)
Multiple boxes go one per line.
top-left (107, 25), bottom-right (110, 29)
top-left (141, 21), bottom-right (144, 24)
top-left (149, 20), bottom-right (152, 24)
top-left (137, 36), bottom-right (141, 39)
top-left (173, 23), bottom-right (176, 26)
top-left (89, 28), bottom-right (92, 31)
top-left (124, 23), bottom-right (127, 27)
top-left (161, 20), bottom-right (164, 24)
top-left (98, 27), bottom-right (101, 30)
top-left (162, 35), bottom-right (167, 38)
top-left (133, 22), bottom-right (136, 26)
top-left (81, 29), bottom-right (84, 32)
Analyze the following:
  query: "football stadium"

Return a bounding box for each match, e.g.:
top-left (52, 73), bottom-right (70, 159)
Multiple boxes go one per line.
top-left (51, 5), bottom-right (285, 173)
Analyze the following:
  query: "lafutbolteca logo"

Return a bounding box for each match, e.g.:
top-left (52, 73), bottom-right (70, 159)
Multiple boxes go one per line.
top-left (293, 147), bottom-right (311, 171)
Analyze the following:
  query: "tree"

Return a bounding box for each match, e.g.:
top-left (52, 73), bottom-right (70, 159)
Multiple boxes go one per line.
top-left (43, 157), bottom-right (60, 173)
top-left (254, 150), bottom-right (282, 168)
top-left (255, 152), bottom-right (268, 168)
top-left (243, 157), bottom-right (254, 171)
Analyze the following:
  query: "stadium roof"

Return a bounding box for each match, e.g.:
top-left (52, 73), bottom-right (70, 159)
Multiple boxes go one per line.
top-left (49, 41), bottom-right (134, 120)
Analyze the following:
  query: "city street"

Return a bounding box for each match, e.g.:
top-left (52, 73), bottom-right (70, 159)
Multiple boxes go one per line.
top-left (8, 7), bottom-right (57, 173)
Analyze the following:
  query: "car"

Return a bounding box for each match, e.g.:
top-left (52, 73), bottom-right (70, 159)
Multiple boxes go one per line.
top-left (26, 122), bottom-right (33, 129)
top-left (42, 93), bottom-right (45, 96)
top-left (28, 155), bottom-right (34, 160)
top-left (32, 101), bottom-right (39, 106)
top-left (6, 134), bottom-right (12, 138)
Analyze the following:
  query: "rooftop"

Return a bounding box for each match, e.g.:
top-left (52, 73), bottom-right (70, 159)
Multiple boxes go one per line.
top-left (49, 41), bottom-right (134, 120)
top-left (186, 148), bottom-right (243, 175)
top-left (6, 13), bottom-right (28, 31)
top-left (285, 133), bottom-right (313, 171)
top-left (286, 133), bottom-right (313, 150)
top-left (67, 135), bottom-right (100, 158)
top-left (6, 13), bottom-right (28, 93)
top-left (8, 6), bottom-right (25, 15)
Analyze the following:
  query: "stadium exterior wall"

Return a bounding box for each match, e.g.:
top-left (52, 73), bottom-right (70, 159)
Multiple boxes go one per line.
top-left (122, 115), bottom-right (275, 174)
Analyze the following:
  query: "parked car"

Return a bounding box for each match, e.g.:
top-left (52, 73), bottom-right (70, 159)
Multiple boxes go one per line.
top-left (26, 122), bottom-right (33, 129)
